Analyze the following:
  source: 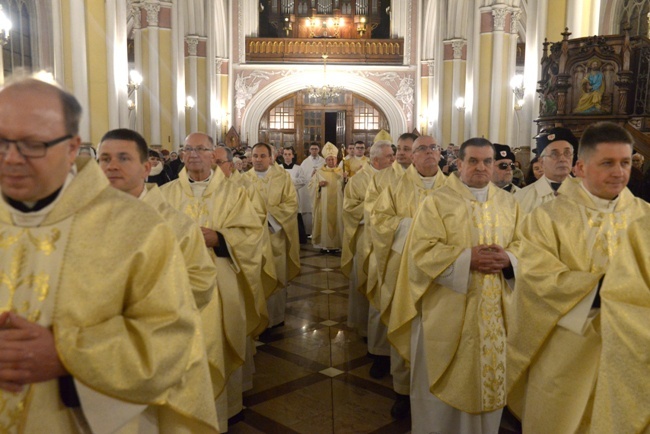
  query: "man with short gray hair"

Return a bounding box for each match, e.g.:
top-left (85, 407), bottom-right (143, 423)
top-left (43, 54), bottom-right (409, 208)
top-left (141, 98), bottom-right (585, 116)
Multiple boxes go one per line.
top-left (371, 135), bottom-right (447, 419)
top-left (342, 141), bottom-right (394, 342)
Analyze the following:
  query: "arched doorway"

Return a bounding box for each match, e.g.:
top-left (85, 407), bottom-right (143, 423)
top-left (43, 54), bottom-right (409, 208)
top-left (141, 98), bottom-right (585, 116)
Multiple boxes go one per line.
top-left (258, 90), bottom-right (390, 162)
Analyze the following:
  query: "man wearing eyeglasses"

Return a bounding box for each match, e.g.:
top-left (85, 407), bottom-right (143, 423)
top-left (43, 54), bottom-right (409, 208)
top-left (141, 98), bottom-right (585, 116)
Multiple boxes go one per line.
top-left (508, 121), bottom-right (650, 433)
top-left (371, 135), bottom-right (447, 420)
top-left (0, 78), bottom-right (219, 432)
top-left (162, 133), bottom-right (272, 427)
top-left (389, 138), bottom-right (521, 434)
top-left (492, 143), bottom-right (520, 193)
top-left (515, 127), bottom-right (579, 213)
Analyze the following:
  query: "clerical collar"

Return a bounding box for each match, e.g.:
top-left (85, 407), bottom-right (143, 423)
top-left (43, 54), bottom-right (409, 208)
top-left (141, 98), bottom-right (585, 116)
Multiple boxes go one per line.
top-left (580, 181), bottom-right (619, 212)
top-left (502, 183), bottom-right (515, 192)
top-left (468, 185), bottom-right (489, 203)
top-left (5, 169), bottom-right (76, 227)
top-left (137, 186), bottom-right (148, 200)
top-left (188, 170), bottom-right (213, 184)
top-left (255, 169), bottom-right (269, 179)
top-left (418, 173), bottom-right (438, 190)
top-left (282, 162), bottom-right (295, 169)
top-left (370, 165), bottom-right (379, 173)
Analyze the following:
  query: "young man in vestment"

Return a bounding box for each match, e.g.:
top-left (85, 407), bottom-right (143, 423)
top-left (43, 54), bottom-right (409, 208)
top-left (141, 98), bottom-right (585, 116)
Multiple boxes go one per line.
top-left (591, 212), bottom-right (650, 433)
top-left (507, 122), bottom-right (650, 433)
top-left (0, 78), bottom-right (218, 432)
top-left (515, 127), bottom-right (578, 212)
top-left (245, 142), bottom-right (301, 328)
top-left (389, 138), bottom-right (521, 434)
top-left (299, 142), bottom-right (325, 236)
top-left (309, 142), bottom-right (344, 252)
top-left (361, 132), bottom-right (407, 380)
top-left (342, 141), bottom-right (395, 338)
top-left (161, 132), bottom-right (271, 428)
top-left (371, 135), bottom-right (447, 419)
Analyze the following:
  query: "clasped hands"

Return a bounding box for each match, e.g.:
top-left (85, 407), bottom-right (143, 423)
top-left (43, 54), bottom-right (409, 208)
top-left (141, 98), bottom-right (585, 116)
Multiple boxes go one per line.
top-left (470, 244), bottom-right (511, 274)
top-left (0, 311), bottom-right (67, 392)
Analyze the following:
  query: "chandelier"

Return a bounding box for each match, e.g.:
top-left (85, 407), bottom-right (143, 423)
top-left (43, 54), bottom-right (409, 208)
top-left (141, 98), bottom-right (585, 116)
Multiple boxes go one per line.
top-left (306, 54), bottom-right (344, 105)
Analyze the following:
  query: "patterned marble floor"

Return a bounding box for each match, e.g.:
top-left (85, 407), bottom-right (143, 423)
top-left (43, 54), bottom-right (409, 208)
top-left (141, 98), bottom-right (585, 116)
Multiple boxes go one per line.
top-left (229, 245), bottom-right (523, 434)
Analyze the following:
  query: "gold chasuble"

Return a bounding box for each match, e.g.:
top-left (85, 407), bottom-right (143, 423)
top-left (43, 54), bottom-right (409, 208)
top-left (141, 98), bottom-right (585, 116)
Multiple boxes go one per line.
top-left (389, 174), bottom-right (521, 413)
top-left (227, 170), bottom-right (278, 298)
top-left (142, 184), bottom-right (217, 310)
top-left (363, 160), bottom-right (406, 303)
top-left (342, 155), bottom-right (368, 178)
top-left (592, 214), bottom-right (650, 434)
top-left (371, 165), bottom-right (446, 322)
top-left (507, 178), bottom-right (650, 434)
top-left (341, 163), bottom-right (375, 288)
top-left (0, 159), bottom-right (217, 433)
top-left (161, 168), bottom-right (270, 386)
top-left (244, 164), bottom-right (301, 286)
top-left (309, 166), bottom-right (344, 249)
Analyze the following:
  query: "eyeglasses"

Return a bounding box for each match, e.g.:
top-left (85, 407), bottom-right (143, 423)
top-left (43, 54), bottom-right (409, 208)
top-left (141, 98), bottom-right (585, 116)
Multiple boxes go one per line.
top-left (183, 147), bottom-right (212, 154)
top-left (496, 162), bottom-right (515, 170)
top-left (215, 160), bottom-right (230, 165)
top-left (0, 134), bottom-right (73, 159)
top-left (414, 144), bottom-right (442, 153)
top-left (542, 149), bottom-right (573, 160)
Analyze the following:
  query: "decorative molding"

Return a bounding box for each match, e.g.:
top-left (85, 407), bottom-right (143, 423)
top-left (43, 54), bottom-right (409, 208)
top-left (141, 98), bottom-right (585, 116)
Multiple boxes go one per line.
top-left (235, 70), bottom-right (290, 118)
top-left (510, 8), bottom-right (522, 35)
top-left (358, 71), bottom-right (415, 122)
top-left (492, 6), bottom-right (508, 32)
top-left (143, 1), bottom-right (160, 27)
top-left (186, 36), bottom-right (199, 56)
top-left (451, 39), bottom-right (466, 60)
top-left (240, 71), bottom-right (408, 146)
top-left (216, 57), bottom-right (225, 74)
top-left (405, 0), bottom-right (412, 64)
top-left (238, 2), bottom-right (245, 63)
top-left (128, 0), bottom-right (141, 31)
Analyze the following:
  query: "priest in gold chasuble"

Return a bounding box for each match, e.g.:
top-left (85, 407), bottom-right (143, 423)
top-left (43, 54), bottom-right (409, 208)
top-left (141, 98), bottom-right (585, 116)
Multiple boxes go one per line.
top-left (389, 138), bottom-right (520, 434)
top-left (162, 133), bottom-right (271, 428)
top-left (245, 143), bottom-right (301, 327)
top-left (309, 142), bottom-right (344, 250)
top-left (364, 132), bottom-right (416, 310)
top-left (0, 78), bottom-right (217, 433)
top-left (361, 132), bottom-right (408, 383)
top-left (592, 213), bottom-right (650, 434)
top-left (341, 141), bottom-right (395, 337)
top-left (507, 122), bottom-right (650, 434)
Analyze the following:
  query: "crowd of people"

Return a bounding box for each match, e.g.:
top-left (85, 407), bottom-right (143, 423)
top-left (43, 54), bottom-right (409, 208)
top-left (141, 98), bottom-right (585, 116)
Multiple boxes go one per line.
top-left (1, 76), bottom-right (649, 434)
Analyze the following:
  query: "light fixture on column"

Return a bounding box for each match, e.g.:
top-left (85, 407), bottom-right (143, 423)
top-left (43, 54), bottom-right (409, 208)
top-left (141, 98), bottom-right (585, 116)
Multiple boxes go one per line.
top-left (215, 111), bottom-right (230, 140)
top-left (0, 5), bottom-right (11, 45)
top-left (306, 54), bottom-right (344, 105)
top-left (0, 6), bottom-right (11, 85)
top-left (455, 97), bottom-right (466, 112)
top-left (127, 99), bottom-right (136, 111)
top-left (185, 96), bottom-right (195, 110)
top-left (511, 74), bottom-right (525, 111)
top-left (128, 70), bottom-right (142, 93)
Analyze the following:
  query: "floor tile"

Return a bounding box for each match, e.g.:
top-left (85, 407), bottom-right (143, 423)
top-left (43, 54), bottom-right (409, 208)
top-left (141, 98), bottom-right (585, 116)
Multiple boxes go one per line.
top-left (320, 367), bottom-right (345, 377)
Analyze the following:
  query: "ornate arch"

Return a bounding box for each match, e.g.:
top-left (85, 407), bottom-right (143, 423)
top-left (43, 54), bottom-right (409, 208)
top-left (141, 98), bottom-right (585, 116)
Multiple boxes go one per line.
top-left (240, 71), bottom-right (409, 145)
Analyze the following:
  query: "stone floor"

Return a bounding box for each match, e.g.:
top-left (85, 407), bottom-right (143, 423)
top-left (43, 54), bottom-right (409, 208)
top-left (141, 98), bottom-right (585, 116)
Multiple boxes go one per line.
top-left (229, 245), bottom-right (522, 433)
